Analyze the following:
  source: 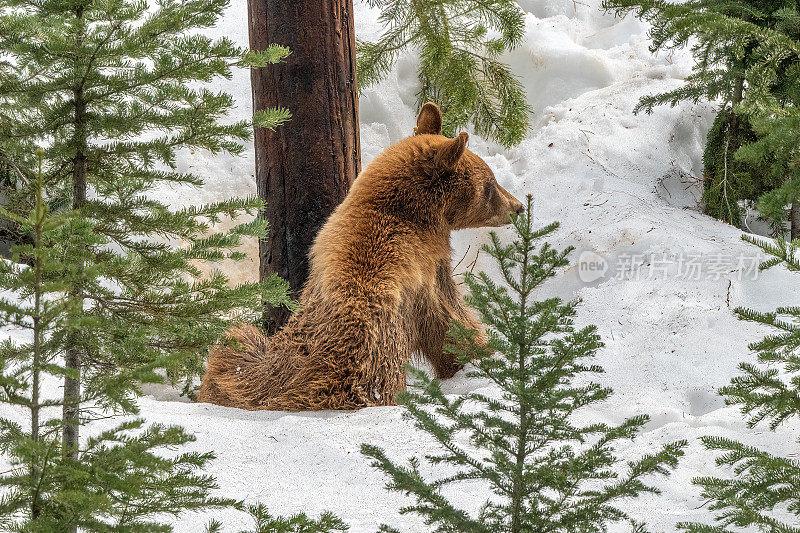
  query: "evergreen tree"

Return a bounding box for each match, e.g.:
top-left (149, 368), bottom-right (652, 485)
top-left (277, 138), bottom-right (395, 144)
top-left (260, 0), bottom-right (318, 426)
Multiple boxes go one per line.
top-left (0, 156), bottom-right (236, 530)
top-left (206, 504), bottom-right (349, 533)
top-left (602, 0), bottom-right (800, 228)
top-left (678, 234), bottom-right (800, 532)
top-left (740, 104), bottom-right (800, 238)
top-left (358, 0), bottom-right (531, 148)
top-left (0, 0), bottom-right (294, 392)
top-left (362, 196), bottom-right (686, 532)
top-left (0, 0), bottom-right (293, 528)
top-left (735, 11), bottom-right (800, 238)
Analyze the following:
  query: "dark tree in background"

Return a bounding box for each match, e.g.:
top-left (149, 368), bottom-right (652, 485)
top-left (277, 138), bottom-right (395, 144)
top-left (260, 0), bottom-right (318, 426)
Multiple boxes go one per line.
top-left (603, 0), bottom-right (800, 235)
top-left (249, 0), bottom-right (361, 331)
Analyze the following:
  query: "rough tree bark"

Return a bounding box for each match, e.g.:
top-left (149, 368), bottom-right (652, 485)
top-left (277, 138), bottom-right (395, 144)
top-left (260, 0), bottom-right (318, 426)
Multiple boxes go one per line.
top-left (248, 0), bottom-right (361, 332)
top-left (63, 11), bottom-right (87, 533)
top-left (791, 200), bottom-right (800, 241)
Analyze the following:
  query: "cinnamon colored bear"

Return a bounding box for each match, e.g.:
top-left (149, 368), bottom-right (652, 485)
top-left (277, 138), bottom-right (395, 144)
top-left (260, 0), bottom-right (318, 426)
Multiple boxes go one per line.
top-left (197, 103), bottom-right (523, 411)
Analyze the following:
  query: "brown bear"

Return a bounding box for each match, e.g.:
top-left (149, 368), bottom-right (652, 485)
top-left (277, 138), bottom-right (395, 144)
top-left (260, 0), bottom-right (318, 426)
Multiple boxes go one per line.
top-left (197, 102), bottom-right (523, 411)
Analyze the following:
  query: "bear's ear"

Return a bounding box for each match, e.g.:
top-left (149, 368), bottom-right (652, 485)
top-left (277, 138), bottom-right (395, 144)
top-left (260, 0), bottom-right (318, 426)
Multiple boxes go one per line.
top-left (415, 102), bottom-right (442, 135)
top-left (435, 132), bottom-right (468, 172)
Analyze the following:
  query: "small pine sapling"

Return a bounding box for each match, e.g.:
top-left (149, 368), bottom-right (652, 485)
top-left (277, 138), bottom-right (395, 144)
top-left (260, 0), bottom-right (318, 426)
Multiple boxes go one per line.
top-left (678, 235), bottom-right (800, 532)
top-left (0, 157), bottom-right (235, 529)
top-left (362, 195), bottom-right (686, 532)
top-left (0, 0), bottom-right (295, 528)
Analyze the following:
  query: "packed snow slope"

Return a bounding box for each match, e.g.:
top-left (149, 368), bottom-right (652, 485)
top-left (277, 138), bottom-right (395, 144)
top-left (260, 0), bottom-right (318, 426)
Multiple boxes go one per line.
top-left (6, 0), bottom-right (800, 530)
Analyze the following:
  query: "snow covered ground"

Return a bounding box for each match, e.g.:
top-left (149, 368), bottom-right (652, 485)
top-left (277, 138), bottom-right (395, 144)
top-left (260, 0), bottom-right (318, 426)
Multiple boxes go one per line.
top-left (5, 0), bottom-right (800, 530)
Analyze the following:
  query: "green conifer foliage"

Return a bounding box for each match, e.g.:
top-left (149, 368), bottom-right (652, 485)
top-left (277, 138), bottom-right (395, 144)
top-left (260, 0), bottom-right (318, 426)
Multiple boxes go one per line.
top-left (0, 159), bottom-right (235, 530)
top-left (700, 108), bottom-right (759, 226)
top-left (0, 0), bottom-right (293, 392)
top-left (602, 0), bottom-right (800, 228)
top-left (739, 64), bottom-right (800, 236)
top-left (678, 235), bottom-right (800, 532)
top-left (206, 504), bottom-right (350, 533)
top-left (358, 0), bottom-right (531, 148)
top-left (362, 196), bottom-right (686, 532)
top-left (0, 0), bottom-right (294, 528)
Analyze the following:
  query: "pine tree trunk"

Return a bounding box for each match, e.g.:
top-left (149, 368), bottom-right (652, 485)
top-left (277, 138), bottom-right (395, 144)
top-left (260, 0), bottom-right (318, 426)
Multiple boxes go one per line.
top-left (717, 74), bottom-right (745, 225)
top-left (30, 168), bottom-right (42, 519)
top-left (248, 0), bottom-right (360, 332)
top-left (63, 132), bottom-right (85, 463)
top-left (728, 75), bottom-right (744, 138)
top-left (63, 14), bottom-right (86, 533)
top-left (791, 200), bottom-right (800, 241)
top-left (63, 89), bottom-right (86, 459)
top-left (62, 102), bottom-right (86, 533)
top-left (511, 239), bottom-right (531, 533)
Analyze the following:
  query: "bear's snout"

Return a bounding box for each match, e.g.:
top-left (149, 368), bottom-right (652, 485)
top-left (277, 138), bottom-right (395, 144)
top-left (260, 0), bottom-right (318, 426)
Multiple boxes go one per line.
top-left (495, 185), bottom-right (524, 225)
top-left (507, 194), bottom-right (524, 215)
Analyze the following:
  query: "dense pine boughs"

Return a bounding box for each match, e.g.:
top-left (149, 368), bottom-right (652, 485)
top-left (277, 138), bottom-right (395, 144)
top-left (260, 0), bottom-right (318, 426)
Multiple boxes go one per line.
top-left (601, 0), bottom-right (800, 114)
top-left (362, 196), bottom-right (686, 532)
top-left (358, 0), bottom-right (531, 148)
top-left (742, 87), bottom-right (800, 234)
top-left (0, 164), bottom-right (236, 530)
top-left (602, 0), bottom-right (800, 231)
top-left (0, 0), bottom-right (293, 528)
top-left (678, 235), bottom-right (800, 532)
top-left (0, 0), bottom-right (294, 391)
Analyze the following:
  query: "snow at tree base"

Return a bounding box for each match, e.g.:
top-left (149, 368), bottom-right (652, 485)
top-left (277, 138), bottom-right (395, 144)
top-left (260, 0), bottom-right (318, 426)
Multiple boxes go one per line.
top-left (2, 0), bottom-right (799, 530)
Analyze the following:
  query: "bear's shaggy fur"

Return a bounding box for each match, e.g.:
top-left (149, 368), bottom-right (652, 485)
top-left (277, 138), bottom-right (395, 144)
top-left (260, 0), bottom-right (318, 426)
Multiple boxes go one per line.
top-left (197, 103), bottom-right (523, 411)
